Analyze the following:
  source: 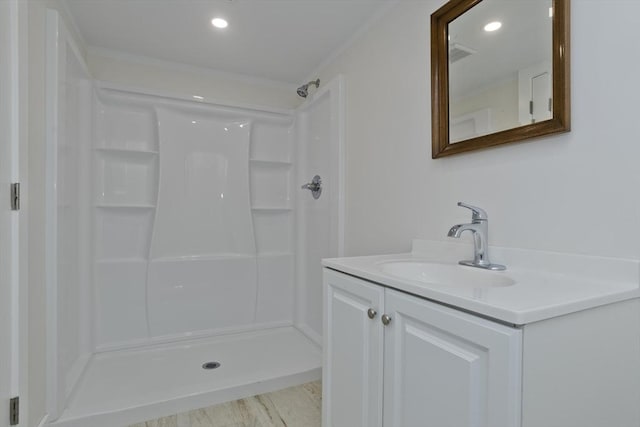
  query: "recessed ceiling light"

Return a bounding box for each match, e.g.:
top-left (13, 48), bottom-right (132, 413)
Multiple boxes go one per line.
top-left (211, 18), bottom-right (228, 29)
top-left (484, 21), bottom-right (502, 32)
top-left (192, 95), bottom-right (204, 100)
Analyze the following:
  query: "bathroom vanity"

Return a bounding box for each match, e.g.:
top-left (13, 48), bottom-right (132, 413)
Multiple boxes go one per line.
top-left (321, 240), bottom-right (640, 427)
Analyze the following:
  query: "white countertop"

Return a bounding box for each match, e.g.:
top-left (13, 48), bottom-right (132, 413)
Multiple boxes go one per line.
top-left (322, 240), bottom-right (640, 325)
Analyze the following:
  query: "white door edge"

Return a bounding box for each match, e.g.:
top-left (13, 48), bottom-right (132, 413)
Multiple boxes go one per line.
top-left (1, 0), bottom-right (23, 425)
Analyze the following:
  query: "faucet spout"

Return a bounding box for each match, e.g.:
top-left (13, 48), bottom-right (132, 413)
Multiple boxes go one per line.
top-left (447, 202), bottom-right (505, 271)
top-left (447, 223), bottom-right (475, 238)
top-left (448, 221), bottom-right (488, 263)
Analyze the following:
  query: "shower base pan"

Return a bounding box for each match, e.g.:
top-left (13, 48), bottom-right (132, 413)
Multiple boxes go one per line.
top-left (50, 326), bottom-right (322, 427)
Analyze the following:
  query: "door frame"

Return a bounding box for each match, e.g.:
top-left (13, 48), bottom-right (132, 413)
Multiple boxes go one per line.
top-left (1, 0), bottom-right (27, 425)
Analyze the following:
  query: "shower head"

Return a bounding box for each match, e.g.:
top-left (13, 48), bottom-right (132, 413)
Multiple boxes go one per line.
top-left (296, 79), bottom-right (320, 98)
top-left (296, 86), bottom-right (308, 98)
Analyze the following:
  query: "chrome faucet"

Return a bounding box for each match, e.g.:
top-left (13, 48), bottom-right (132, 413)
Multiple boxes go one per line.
top-left (447, 202), bottom-right (506, 271)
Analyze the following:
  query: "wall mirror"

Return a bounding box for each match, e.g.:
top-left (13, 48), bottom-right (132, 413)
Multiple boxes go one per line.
top-left (431, 0), bottom-right (570, 158)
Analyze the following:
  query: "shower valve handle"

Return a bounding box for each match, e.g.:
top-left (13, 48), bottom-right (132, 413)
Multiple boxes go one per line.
top-left (301, 175), bottom-right (321, 191)
top-left (301, 175), bottom-right (322, 199)
top-left (301, 182), bottom-right (321, 191)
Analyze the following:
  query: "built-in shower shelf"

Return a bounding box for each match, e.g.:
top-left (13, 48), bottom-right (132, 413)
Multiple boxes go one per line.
top-left (95, 204), bottom-right (156, 209)
top-left (251, 206), bottom-right (292, 212)
top-left (249, 159), bottom-right (292, 166)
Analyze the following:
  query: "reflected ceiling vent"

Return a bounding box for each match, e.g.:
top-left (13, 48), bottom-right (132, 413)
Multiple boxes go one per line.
top-left (449, 43), bottom-right (477, 63)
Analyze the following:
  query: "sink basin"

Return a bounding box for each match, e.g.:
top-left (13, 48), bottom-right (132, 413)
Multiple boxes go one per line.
top-left (378, 261), bottom-right (515, 288)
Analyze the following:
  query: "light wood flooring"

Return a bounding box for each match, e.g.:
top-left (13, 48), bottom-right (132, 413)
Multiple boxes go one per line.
top-left (129, 381), bottom-right (321, 427)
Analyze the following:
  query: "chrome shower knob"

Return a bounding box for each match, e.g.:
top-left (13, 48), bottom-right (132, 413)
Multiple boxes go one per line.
top-left (301, 175), bottom-right (322, 199)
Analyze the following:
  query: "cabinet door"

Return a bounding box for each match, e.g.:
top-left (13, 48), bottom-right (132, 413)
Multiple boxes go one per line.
top-left (323, 269), bottom-right (384, 427)
top-left (383, 289), bottom-right (522, 427)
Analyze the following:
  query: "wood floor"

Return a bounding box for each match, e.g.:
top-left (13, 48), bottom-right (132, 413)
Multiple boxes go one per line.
top-left (129, 381), bottom-right (322, 427)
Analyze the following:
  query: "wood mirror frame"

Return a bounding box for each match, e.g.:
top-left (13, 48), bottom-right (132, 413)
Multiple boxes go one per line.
top-left (431, 0), bottom-right (570, 158)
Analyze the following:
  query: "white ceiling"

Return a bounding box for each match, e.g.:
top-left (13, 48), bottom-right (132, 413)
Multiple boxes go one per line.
top-left (64, 0), bottom-right (392, 85)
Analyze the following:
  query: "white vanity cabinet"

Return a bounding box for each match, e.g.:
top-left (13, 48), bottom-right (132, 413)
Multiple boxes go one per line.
top-left (322, 268), bottom-right (522, 427)
top-left (322, 240), bottom-right (640, 427)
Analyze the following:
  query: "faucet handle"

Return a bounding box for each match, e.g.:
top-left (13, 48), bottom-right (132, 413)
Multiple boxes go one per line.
top-left (457, 202), bottom-right (488, 221)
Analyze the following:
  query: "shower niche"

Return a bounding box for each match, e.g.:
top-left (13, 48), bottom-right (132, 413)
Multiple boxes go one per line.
top-left (93, 88), bottom-right (296, 349)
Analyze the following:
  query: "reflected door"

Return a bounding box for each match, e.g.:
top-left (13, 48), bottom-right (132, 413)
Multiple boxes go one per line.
top-left (531, 71), bottom-right (552, 123)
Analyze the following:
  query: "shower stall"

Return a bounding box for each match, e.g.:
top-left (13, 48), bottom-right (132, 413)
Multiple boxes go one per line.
top-left (45, 11), bottom-right (343, 427)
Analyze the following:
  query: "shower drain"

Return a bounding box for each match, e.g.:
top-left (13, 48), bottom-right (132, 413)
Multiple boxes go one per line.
top-left (202, 361), bottom-right (221, 370)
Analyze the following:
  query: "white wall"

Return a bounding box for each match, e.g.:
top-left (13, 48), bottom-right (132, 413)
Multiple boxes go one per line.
top-left (88, 50), bottom-right (301, 110)
top-left (317, 0), bottom-right (640, 261)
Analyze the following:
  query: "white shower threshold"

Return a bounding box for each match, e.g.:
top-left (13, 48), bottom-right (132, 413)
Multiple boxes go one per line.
top-left (50, 326), bottom-right (322, 427)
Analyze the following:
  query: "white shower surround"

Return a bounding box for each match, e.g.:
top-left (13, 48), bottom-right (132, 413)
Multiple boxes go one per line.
top-left (45, 10), bottom-right (345, 426)
top-left (93, 86), bottom-right (299, 350)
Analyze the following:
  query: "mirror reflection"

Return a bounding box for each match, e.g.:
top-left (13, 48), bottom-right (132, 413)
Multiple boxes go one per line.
top-left (448, 0), bottom-right (552, 143)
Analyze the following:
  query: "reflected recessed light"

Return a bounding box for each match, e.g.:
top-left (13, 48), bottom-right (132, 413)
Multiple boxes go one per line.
top-left (484, 21), bottom-right (502, 32)
top-left (211, 18), bottom-right (228, 29)
top-left (193, 95), bottom-right (204, 100)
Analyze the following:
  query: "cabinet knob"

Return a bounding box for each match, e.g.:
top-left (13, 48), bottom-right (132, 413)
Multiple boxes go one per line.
top-left (367, 308), bottom-right (377, 319)
top-left (381, 314), bottom-right (392, 325)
